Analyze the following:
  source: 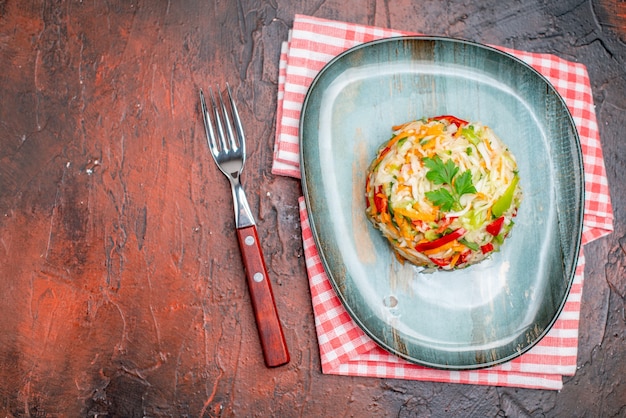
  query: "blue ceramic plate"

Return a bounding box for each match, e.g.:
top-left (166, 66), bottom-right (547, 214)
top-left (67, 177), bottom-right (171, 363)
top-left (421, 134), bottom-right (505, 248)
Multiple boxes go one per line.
top-left (299, 37), bottom-right (584, 369)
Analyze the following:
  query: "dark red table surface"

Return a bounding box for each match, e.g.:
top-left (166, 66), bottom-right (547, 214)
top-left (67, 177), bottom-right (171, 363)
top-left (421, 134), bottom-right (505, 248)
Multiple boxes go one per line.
top-left (1, 1), bottom-right (624, 417)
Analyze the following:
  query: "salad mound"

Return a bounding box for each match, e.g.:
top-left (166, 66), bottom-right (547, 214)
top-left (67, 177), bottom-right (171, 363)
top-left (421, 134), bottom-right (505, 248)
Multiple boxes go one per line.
top-left (365, 115), bottom-right (522, 270)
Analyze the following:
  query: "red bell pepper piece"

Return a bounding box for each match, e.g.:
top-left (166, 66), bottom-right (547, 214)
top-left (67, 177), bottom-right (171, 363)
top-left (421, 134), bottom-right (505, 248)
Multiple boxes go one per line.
top-left (428, 256), bottom-right (451, 267)
top-left (480, 242), bottom-right (494, 254)
top-left (378, 146), bottom-right (391, 161)
top-left (458, 250), bottom-right (471, 265)
top-left (435, 216), bottom-right (457, 233)
top-left (415, 228), bottom-right (466, 252)
top-left (365, 177), bottom-right (371, 209)
top-left (429, 115), bottom-right (469, 128)
top-left (373, 186), bottom-right (387, 214)
top-left (486, 216), bottom-right (505, 236)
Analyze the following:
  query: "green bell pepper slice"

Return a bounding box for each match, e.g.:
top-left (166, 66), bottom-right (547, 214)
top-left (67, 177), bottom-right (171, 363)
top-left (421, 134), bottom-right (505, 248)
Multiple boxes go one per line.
top-left (492, 175), bottom-right (519, 218)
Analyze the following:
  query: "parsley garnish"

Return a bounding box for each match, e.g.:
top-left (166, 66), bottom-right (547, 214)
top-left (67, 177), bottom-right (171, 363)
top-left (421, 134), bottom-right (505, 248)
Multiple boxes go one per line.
top-left (424, 188), bottom-right (456, 211)
top-left (424, 155), bottom-right (458, 185)
top-left (454, 170), bottom-right (477, 196)
top-left (423, 155), bottom-right (477, 211)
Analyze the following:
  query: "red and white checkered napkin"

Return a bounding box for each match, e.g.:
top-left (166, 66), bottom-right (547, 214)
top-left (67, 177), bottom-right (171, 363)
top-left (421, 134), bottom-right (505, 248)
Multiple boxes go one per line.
top-left (272, 15), bottom-right (614, 390)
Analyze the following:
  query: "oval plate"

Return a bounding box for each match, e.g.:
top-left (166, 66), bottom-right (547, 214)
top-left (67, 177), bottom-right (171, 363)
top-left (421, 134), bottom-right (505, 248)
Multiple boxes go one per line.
top-left (299, 37), bottom-right (584, 369)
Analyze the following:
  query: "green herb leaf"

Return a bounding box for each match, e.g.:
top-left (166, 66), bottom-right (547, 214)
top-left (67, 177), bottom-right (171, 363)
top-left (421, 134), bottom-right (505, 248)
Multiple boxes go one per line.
top-left (454, 170), bottom-right (477, 197)
top-left (424, 158), bottom-right (478, 212)
top-left (423, 155), bottom-right (458, 185)
top-left (425, 188), bottom-right (456, 212)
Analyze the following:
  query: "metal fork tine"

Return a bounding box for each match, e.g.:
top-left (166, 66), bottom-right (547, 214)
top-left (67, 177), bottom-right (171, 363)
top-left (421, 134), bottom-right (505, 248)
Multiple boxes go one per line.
top-left (208, 86), bottom-right (228, 153)
top-left (199, 89), bottom-right (220, 157)
top-left (225, 83), bottom-right (246, 157)
top-left (218, 85), bottom-right (239, 153)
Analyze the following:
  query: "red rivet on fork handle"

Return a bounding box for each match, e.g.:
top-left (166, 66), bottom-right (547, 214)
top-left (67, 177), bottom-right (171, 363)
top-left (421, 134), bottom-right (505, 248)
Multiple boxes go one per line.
top-left (236, 225), bottom-right (290, 367)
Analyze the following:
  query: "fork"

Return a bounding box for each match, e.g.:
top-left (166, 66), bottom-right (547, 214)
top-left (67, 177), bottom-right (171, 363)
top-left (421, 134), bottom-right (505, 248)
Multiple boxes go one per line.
top-left (199, 84), bottom-right (289, 368)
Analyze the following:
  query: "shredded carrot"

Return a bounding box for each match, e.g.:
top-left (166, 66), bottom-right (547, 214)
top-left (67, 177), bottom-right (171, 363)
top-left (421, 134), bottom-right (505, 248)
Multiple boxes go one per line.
top-left (396, 215), bottom-right (415, 240)
top-left (423, 240), bottom-right (467, 257)
top-left (484, 138), bottom-right (493, 153)
top-left (423, 239), bottom-right (457, 256)
top-left (389, 130), bottom-right (412, 145)
top-left (394, 206), bottom-right (437, 223)
top-left (452, 242), bottom-right (467, 253)
top-left (414, 205), bottom-right (437, 222)
top-left (426, 124), bottom-right (444, 136)
top-left (421, 138), bottom-right (437, 150)
top-left (449, 252), bottom-right (461, 268)
top-left (393, 251), bottom-right (406, 264)
top-left (372, 130), bottom-right (412, 167)
top-left (392, 206), bottom-right (416, 219)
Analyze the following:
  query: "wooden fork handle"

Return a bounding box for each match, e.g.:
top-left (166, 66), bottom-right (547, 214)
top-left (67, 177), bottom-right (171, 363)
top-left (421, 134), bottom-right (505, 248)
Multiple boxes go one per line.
top-left (236, 225), bottom-right (290, 367)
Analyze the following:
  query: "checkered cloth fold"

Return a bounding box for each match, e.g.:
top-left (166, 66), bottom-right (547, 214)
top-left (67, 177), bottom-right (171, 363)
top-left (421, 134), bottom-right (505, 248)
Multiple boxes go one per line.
top-left (272, 15), bottom-right (614, 390)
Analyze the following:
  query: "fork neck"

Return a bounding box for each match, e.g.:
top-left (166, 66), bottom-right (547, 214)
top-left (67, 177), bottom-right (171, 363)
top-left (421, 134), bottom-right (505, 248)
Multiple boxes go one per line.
top-left (229, 175), bottom-right (256, 228)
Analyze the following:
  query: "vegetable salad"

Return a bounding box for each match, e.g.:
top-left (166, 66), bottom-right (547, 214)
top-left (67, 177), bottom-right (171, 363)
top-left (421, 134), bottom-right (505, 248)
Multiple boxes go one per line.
top-left (365, 115), bottom-right (522, 270)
